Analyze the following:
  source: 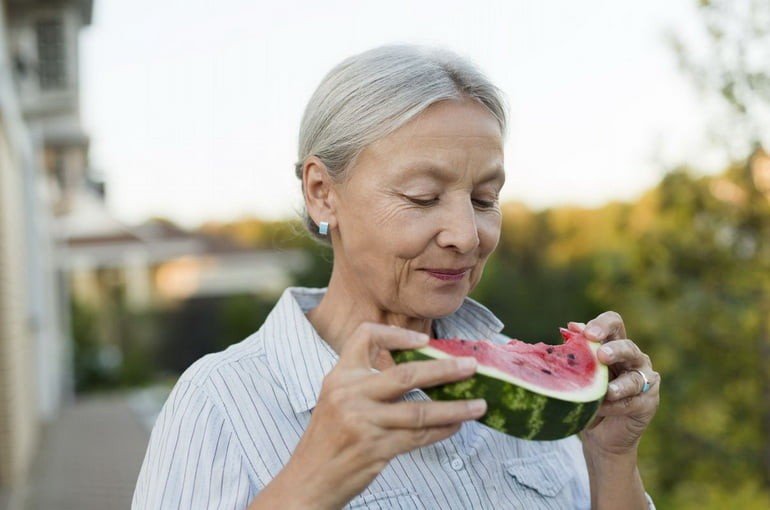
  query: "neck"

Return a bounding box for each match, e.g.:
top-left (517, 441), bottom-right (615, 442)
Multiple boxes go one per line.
top-left (305, 263), bottom-right (433, 358)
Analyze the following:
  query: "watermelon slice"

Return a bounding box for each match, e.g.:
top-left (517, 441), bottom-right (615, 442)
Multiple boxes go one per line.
top-left (393, 327), bottom-right (609, 440)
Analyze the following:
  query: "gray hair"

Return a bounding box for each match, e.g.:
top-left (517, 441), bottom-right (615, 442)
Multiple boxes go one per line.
top-left (294, 43), bottom-right (509, 242)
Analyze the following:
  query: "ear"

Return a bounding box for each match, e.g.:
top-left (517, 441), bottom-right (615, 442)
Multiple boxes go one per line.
top-left (302, 156), bottom-right (339, 231)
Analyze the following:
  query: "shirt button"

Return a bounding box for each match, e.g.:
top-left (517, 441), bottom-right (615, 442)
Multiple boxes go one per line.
top-left (450, 457), bottom-right (464, 471)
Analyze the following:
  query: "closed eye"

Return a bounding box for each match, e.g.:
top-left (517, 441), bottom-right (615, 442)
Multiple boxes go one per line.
top-left (403, 195), bottom-right (497, 209)
top-left (473, 199), bottom-right (496, 209)
top-left (405, 196), bottom-right (439, 207)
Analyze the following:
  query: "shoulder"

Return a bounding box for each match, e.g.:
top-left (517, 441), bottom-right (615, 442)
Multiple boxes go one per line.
top-left (157, 329), bottom-right (287, 442)
top-left (134, 361), bottom-right (264, 508)
top-left (148, 330), bottom-right (294, 480)
top-left (155, 329), bottom-right (276, 438)
top-left (176, 284), bottom-right (326, 391)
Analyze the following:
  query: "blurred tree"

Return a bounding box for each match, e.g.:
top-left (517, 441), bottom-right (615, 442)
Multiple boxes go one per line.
top-left (665, 0), bottom-right (770, 494)
top-left (71, 300), bottom-right (116, 391)
top-left (471, 204), bottom-right (605, 343)
top-left (668, 0), bottom-right (770, 156)
top-left (589, 165), bottom-right (769, 497)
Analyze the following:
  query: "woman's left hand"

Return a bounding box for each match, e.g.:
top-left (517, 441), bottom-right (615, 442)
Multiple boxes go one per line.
top-left (569, 312), bottom-right (660, 457)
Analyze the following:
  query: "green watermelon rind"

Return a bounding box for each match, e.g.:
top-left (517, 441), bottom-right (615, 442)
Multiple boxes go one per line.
top-left (392, 343), bottom-right (608, 441)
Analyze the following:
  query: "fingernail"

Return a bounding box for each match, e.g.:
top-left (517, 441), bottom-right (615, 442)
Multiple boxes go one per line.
top-left (412, 333), bottom-right (429, 345)
top-left (456, 357), bottom-right (477, 371)
top-left (586, 326), bottom-right (602, 339)
top-left (468, 399), bottom-right (487, 414)
top-left (600, 345), bottom-right (613, 358)
top-left (609, 382), bottom-right (619, 395)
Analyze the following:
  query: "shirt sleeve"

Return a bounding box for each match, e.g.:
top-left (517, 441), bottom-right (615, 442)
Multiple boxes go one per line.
top-left (132, 379), bottom-right (258, 509)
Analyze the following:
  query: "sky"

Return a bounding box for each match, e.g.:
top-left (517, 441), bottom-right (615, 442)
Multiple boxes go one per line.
top-left (80, 0), bottom-right (719, 228)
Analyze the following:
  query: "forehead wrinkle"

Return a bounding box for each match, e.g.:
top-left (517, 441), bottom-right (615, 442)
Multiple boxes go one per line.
top-left (353, 129), bottom-right (503, 187)
top-left (396, 160), bottom-right (505, 186)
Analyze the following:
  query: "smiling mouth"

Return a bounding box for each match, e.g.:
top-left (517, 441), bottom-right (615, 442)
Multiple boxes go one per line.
top-left (420, 267), bottom-right (472, 282)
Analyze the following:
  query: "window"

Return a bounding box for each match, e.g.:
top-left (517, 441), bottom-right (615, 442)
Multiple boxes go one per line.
top-left (35, 18), bottom-right (67, 90)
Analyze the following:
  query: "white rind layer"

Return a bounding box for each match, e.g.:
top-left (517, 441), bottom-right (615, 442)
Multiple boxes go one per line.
top-left (416, 341), bottom-right (609, 402)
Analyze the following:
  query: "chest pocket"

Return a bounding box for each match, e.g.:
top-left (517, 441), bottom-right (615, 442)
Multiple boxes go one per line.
top-left (500, 450), bottom-right (576, 507)
top-left (346, 487), bottom-right (426, 509)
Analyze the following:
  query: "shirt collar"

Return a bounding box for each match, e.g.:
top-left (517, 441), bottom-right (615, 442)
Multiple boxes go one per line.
top-left (261, 286), bottom-right (505, 414)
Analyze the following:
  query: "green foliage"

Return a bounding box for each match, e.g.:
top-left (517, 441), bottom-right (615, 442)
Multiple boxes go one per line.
top-left (468, 155), bottom-right (770, 506)
top-left (668, 0), bottom-right (770, 154)
top-left (289, 240), bottom-right (334, 289)
top-left (593, 163), bottom-right (770, 500)
top-left (71, 300), bottom-right (159, 391)
top-left (665, 479), bottom-right (770, 510)
top-left (71, 300), bottom-right (118, 392)
top-left (218, 294), bottom-right (274, 350)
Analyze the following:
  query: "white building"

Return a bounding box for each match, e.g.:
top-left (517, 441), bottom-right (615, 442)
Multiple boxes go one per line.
top-left (0, 0), bottom-right (92, 506)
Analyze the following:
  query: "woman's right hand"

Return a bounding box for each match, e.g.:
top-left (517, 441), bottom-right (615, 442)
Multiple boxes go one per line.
top-left (272, 322), bottom-right (485, 510)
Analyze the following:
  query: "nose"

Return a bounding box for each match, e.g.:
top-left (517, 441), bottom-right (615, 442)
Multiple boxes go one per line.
top-left (436, 197), bottom-right (480, 254)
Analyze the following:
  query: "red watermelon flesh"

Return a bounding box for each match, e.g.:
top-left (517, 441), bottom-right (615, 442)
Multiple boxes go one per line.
top-left (425, 328), bottom-right (597, 393)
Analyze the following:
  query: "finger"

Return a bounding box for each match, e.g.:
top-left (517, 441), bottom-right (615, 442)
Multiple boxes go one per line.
top-left (606, 369), bottom-right (659, 401)
top-left (567, 322), bottom-right (586, 333)
top-left (364, 357), bottom-right (478, 400)
top-left (386, 423), bottom-right (462, 456)
top-left (583, 311), bottom-right (627, 342)
top-left (339, 323), bottom-right (428, 369)
top-left (597, 339), bottom-right (651, 369)
top-left (596, 394), bottom-right (656, 417)
top-left (374, 399), bottom-right (487, 429)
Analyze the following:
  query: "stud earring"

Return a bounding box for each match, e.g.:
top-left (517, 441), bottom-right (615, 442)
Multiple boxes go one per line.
top-left (318, 221), bottom-right (329, 236)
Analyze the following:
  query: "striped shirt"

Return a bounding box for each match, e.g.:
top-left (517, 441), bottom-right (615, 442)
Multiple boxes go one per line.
top-left (132, 286), bottom-right (656, 509)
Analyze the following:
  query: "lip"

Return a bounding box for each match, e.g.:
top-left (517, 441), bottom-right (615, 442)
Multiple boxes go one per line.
top-left (421, 267), bottom-right (473, 282)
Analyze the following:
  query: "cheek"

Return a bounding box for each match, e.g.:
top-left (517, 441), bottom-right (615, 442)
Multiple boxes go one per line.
top-left (346, 203), bottom-right (435, 262)
top-left (477, 213), bottom-right (502, 255)
top-left (388, 217), bottom-right (438, 261)
top-left (465, 214), bottom-right (501, 288)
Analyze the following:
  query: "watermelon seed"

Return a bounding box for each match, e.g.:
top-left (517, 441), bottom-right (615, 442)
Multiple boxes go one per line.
top-left (541, 369), bottom-right (552, 375)
top-left (567, 353), bottom-right (575, 360)
top-left (546, 347), bottom-right (554, 354)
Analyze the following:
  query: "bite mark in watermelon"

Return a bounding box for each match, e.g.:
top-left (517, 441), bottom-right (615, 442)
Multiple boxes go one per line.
top-left (392, 327), bottom-right (609, 440)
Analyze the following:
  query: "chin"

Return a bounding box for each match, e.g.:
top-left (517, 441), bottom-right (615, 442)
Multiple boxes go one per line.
top-left (411, 288), bottom-right (468, 319)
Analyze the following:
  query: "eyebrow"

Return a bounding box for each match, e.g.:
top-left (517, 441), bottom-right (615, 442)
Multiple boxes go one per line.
top-left (402, 162), bottom-right (505, 184)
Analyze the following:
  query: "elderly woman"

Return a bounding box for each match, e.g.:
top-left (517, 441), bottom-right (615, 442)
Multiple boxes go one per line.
top-left (132, 44), bottom-right (660, 509)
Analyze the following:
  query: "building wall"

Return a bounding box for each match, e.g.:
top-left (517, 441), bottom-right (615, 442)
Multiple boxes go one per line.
top-left (7, 0), bottom-right (90, 430)
top-left (0, 1), bottom-right (92, 502)
top-left (0, 94), bottom-right (39, 494)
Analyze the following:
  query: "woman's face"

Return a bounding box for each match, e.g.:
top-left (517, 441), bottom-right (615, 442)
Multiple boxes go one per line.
top-left (330, 97), bottom-right (505, 319)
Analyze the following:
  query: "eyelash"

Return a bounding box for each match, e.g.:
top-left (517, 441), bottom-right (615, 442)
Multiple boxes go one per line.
top-left (474, 199), bottom-right (497, 209)
top-left (408, 197), bottom-right (439, 207)
top-left (407, 196), bottom-right (497, 209)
